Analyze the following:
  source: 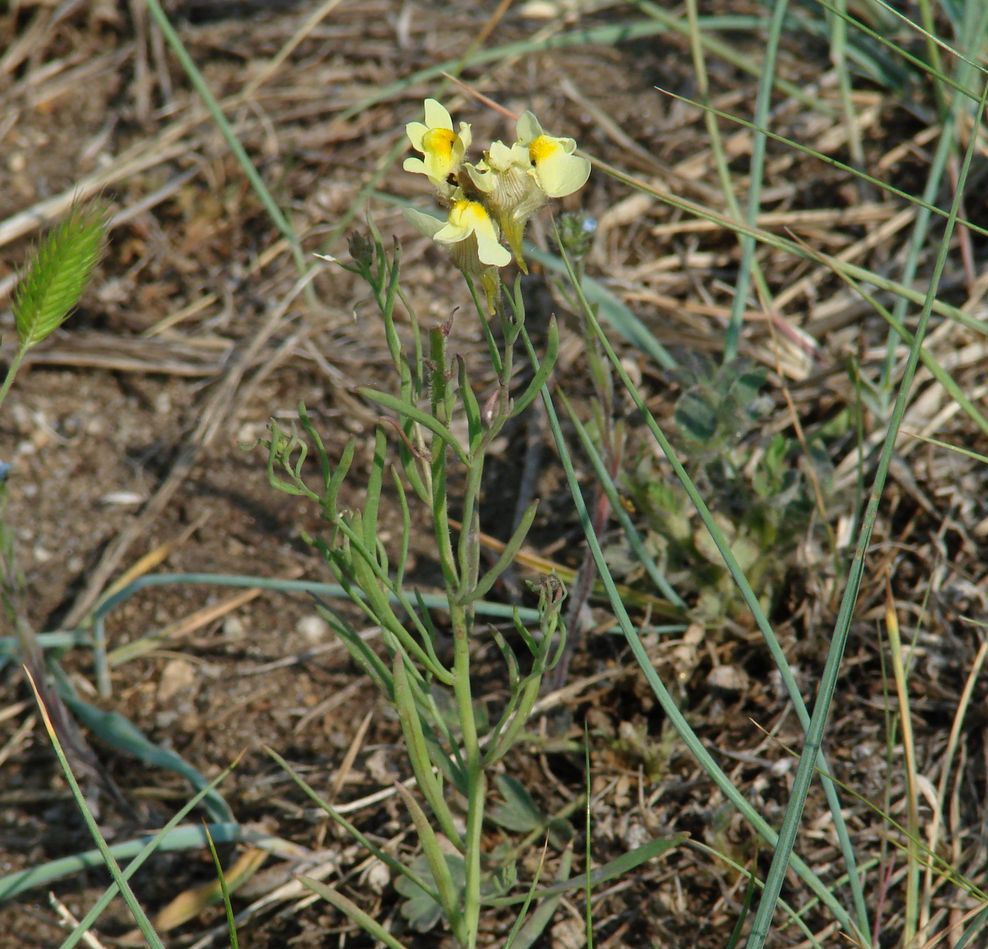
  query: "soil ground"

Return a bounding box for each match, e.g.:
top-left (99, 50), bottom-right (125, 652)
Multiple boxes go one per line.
top-left (2, 1), bottom-right (988, 947)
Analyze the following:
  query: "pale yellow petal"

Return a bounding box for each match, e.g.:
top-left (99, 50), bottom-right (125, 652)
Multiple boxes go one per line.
top-left (465, 162), bottom-right (495, 193)
top-left (534, 148), bottom-right (590, 197)
top-left (475, 229), bottom-right (511, 267)
top-left (405, 121), bottom-right (428, 150)
top-left (423, 98), bottom-right (453, 130)
top-left (434, 219), bottom-right (471, 243)
top-left (404, 206), bottom-right (444, 239)
top-left (515, 111), bottom-right (543, 146)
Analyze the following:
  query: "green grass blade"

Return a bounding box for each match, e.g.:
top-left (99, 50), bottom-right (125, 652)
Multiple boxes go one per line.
top-left (869, 0), bottom-right (988, 75)
top-left (790, 234), bottom-right (988, 438)
top-left (265, 746), bottom-right (439, 902)
top-left (879, 12), bottom-right (985, 396)
top-left (905, 434), bottom-right (988, 466)
top-left (524, 244), bottom-right (677, 370)
top-left (0, 823), bottom-right (295, 904)
top-left (505, 844), bottom-right (569, 949)
top-left (583, 723), bottom-right (594, 948)
top-left (957, 906), bottom-right (988, 948)
top-left (59, 687), bottom-right (234, 824)
top-left (338, 17), bottom-right (779, 127)
top-left (652, 88), bottom-right (988, 241)
top-left (631, 1), bottom-right (835, 114)
top-left (551, 236), bottom-right (870, 936)
top-left (723, 0), bottom-right (789, 362)
top-left (745, 73), bottom-right (988, 949)
top-left (301, 878), bottom-right (409, 948)
top-left (591, 155), bottom-right (987, 334)
top-left (487, 835), bottom-right (685, 909)
top-left (683, 0), bottom-right (777, 350)
top-left (519, 326), bottom-right (863, 939)
top-left (23, 667), bottom-right (165, 949)
top-left (202, 824), bottom-right (240, 949)
top-left (559, 393), bottom-right (684, 610)
top-left (810, 0), bottom-right (986, 101)
top-left (688, 841), bottom-right (824, 945)
top-left (140, 0), bottom-right (308, 279)
top-left (60, 760), bottom-right (245, 947)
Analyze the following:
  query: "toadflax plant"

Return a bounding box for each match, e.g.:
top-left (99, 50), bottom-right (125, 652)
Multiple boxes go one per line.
top-left (263, 100), bottom-right (596, 945)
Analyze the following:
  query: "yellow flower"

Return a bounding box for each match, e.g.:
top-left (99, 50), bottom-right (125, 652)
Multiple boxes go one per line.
top-left (434, 197), bottom-right (511, 268)
top-left (515, 111), bottom-right (590, 198)
top-left (405, 196), bottom-right (509, 313)
top-left (464, 140), bottom-right (545, 272)
top-left (403, 99), bottom-right (471, 195)
top-left (465, 140), bottom-right (531, 196)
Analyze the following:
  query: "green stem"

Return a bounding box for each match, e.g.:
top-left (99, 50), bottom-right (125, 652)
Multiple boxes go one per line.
top-left (449, 602), bottom-right (483, 948)
top-left (0, 348), bottom-right (27, 414)
top-left (457, 458), bottom-right (485, 594)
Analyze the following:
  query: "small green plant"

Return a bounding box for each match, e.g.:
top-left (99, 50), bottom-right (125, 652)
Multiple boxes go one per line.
top-left (622, 354), bottom-right (832, 621)
top-left (261, 98), bottom-right (602, 946)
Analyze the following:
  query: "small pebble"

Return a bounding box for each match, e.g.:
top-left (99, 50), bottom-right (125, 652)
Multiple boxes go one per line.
top-left (297, 614), bottom-right (330, 644)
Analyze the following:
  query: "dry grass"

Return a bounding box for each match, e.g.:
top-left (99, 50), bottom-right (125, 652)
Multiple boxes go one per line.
top-left (1, 0), bottom-right (987, 945)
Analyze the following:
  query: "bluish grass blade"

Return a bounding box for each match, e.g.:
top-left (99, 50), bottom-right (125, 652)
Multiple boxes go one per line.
top-left (723, 0), bottom-right (790, 362)
top-left (22, 667), bottom-right (165, 948)
top-left (745, 73), bottom-right (988, 949)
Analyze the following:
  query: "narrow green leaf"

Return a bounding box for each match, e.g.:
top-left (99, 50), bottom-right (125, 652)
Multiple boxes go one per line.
top-left (266, 747), bottom-right (437, 906)
top-left (747, 69), bottom-right (988, 949)
top-left (511, 316), bottom-right (559, 418)
top-left (487, 835), bottom-right (687, 907)
top-left (456, 356), bottom-right (484, 450)
top-left (202, 824), bottom-right (240, 949)
top-left (467, 501), bottom-right (538, 604)
top-left (364, 428), bottom-right (387, 551)
top-left (24, 668), bottom-right (165, 949)
top-left (301, 878), bottom-right (409, 949)
top-left (62, 693), bottom-right (233, 824)
top-left (507, 846), bottom-right (571, 949)
top-left (359, 387), bottom-right (469, 465)
top-left (392, 655), bottom-right (463, 848)
top-left (0, 823), bottom-right (299, 904)
top-left (393, 783), bottom-right (463, 935)
top-left (907, 434), bottom-right (988, 466)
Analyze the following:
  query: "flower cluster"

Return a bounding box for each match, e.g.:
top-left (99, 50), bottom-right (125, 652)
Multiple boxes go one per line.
top-left (404, 98), bottom-right (590, 312)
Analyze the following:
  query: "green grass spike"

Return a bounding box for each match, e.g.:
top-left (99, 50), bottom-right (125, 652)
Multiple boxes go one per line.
top-left (13, 203), bottom-right (107, 352)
